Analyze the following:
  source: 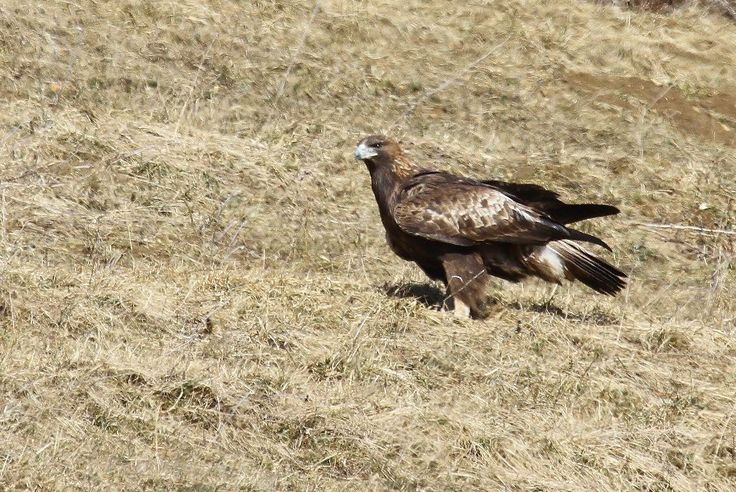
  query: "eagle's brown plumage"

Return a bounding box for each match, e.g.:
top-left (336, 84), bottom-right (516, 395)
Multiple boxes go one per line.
top-left (354, 134), bottom-right (627, 319)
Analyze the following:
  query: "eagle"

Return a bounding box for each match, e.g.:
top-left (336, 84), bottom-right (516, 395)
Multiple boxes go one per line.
top-left (354, 134), bottom-right (627, 319)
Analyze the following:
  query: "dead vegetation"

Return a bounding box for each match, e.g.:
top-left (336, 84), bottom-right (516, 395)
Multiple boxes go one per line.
top-left (0, 0), bottom-right (735, 490)
top-left (597, 0), bottom-right (736, 20)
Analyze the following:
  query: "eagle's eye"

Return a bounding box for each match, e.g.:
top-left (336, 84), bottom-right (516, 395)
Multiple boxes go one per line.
top-left (369, 142), bottom-right (383, 149)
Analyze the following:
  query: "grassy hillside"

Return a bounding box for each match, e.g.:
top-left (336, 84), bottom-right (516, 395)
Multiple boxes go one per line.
top-left (1, 0), bottom-right (735, 489)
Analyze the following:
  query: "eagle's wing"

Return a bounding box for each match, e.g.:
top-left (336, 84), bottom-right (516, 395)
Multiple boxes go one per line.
top-left (482, 179), bottom-right (620, 225)
top-left (393, 175), bottom-right (610, 248)
top-left (482, 180), bottom-right (561, 201)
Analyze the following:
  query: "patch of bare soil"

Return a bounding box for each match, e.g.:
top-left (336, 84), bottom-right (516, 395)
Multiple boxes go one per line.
top-left (597, 0), bottom-right (736, 20)
top-left (564, 71), bottom-right (736, 147)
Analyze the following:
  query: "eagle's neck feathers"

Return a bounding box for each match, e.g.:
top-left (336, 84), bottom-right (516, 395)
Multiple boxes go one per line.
top-left (368, 164), bottom-right (400, 208)
top-left (391, 153), bottom-right (420, 180)
top-left (366, 162), bottom-right (410, 229)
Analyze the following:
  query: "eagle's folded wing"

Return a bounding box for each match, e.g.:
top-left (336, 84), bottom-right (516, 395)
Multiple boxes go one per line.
top-left (482, 179), bottom-right (620, 225)
top-left (392, 182), bottom-right (575, 247)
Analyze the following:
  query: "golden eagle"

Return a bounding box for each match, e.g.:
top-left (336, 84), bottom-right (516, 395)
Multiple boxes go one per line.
top-left (354, 135), bottom-right (626, 319)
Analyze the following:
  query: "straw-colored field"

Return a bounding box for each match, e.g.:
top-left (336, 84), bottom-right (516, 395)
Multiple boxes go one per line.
top-left (1, 1), bottom-right (735, 489)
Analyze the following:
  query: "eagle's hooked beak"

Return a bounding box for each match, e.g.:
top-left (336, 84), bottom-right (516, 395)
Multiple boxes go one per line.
top-left (354, 142), bottom-right (377, 161)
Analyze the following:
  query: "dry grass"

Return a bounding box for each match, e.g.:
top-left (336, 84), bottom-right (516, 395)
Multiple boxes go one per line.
top-left (1, 0), bottom-right (735, 490)
top-left (598, 0), bottom-right (736, 20)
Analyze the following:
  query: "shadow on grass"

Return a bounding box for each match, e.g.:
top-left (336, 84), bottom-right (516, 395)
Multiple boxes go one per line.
top-left (508, 300), bottom-right (620, 326)
top-left (384, 283), bottom-right (620, 325)
top-left (383, 282), bottom-right (446, 310)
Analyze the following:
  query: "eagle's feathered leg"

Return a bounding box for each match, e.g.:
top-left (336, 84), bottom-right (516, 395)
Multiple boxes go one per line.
top-left (453, 298), bottom-right (471, 319)
top-left (440, 252), bottom-right (495, 319)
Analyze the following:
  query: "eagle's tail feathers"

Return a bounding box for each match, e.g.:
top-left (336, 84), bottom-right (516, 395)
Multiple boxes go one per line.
top-left (550, 241), bottom-right (627, 295)
top-left (552, 204), bottom-right (620, 224)
top-left (564, 227), bottom-right (613, 251)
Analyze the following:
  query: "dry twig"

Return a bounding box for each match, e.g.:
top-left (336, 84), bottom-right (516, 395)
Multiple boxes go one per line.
top-left (634, 222), bottom-right (736, 237)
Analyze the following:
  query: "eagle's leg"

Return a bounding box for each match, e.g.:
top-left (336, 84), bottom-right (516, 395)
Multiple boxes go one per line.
top-left (441, 252), bottom-right (494, 319)
top-left (453, 298), bottom-right (471, 319)
top-left (545, 283), bottom-right (560, 305)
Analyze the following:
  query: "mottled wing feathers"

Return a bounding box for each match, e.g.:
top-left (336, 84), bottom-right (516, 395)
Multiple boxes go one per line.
top-left (393, 176), bottom-right (574, 247)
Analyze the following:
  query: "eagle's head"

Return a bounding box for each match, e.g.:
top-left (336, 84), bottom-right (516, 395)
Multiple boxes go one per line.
top-left (354, 135), bottom-right (402, 165)
top-left (355, 135), bottom-right (419, 179)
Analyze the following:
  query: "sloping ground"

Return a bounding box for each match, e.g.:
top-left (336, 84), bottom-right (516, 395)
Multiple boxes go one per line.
top-left (1, 0), bottom-right (735, 490)
top-left (598, 0), bottom-right (736, 20)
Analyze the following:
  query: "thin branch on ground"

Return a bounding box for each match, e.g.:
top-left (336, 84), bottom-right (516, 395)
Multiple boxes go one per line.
top-left (634, 222), bottom-right (736, 237)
